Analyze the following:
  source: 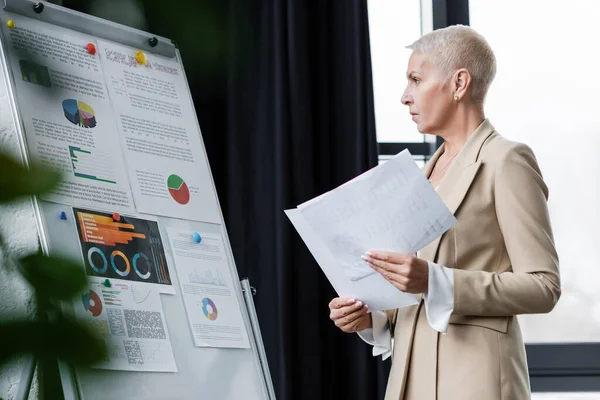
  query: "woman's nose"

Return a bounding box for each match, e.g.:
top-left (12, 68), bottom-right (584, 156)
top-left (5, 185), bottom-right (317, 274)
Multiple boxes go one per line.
top-left (401, 91), bottom-right (412, 106)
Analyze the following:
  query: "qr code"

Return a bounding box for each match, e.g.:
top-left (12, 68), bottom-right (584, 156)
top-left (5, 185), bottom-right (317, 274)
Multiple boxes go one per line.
top-left (124, 310), bottom-right (166, 339)
top-left (123, 340), bottom-right (143, 365)
top-left (107, 308), bottom-right (126, 336)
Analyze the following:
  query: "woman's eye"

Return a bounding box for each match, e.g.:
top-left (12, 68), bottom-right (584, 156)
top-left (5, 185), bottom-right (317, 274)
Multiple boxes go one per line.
top-left (412, 77), bottom-right (420, 84)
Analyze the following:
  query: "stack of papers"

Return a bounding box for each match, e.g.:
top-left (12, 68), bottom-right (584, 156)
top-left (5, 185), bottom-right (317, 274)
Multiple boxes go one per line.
top-left (285, 150), bottom-right (456, 311)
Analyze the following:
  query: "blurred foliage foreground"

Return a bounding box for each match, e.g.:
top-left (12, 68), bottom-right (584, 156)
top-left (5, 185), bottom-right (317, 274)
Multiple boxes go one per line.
top-left (0, 151), bottom-right (107, 371)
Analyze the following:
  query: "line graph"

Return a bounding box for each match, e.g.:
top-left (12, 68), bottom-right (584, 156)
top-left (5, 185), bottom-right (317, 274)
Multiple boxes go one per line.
top-left (189, 267), bottom-right (226, 287)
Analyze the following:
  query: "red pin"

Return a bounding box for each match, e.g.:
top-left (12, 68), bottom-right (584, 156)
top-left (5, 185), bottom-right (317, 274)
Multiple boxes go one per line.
top-left (112, 212), bottom-right (120, 221)
top-left (87, 43), bottom-right (96, 55)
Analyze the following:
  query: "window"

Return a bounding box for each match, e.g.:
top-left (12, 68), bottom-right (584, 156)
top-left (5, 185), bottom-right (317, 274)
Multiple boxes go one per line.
top-left (367, 0), bottom-right (436, 149)
top-left (470, 0), bottom-right (600, 344)
top-left (533, 394), bottom-right (600, 400)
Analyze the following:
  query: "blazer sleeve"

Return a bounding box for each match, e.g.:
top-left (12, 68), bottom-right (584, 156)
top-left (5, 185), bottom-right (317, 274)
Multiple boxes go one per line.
top-left (452, 143), bottom-right (561, 316)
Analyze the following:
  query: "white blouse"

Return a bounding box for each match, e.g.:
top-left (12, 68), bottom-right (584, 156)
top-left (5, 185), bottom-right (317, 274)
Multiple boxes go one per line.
top-left (357, 262), bottom-right (454, 360)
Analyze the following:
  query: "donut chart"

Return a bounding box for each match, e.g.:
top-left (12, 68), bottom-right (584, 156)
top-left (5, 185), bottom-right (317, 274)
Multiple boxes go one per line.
top-left (82, 290), bottom-right (103, 317)
top-left (87, 247), bottom-right (107, 274)
top-left (201, 297), bottom-right (218, 321)
top-left (111, 250), bottom-right (130, 277)
top-left (132, 252), bottom-right (151, 280)
top-left (62, 99), bottom-right (97, 128)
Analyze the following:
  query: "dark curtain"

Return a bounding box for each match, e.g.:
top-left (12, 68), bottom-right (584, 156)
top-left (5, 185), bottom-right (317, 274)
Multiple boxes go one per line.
top-left (65, 0), bottom-right (389, 398)
top-left (213, 3), bottom-right (389, 398)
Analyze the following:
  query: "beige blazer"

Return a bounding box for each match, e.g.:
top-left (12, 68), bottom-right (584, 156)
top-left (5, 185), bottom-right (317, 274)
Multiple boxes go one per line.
top-left (384, 119), bottom-right (561, 400)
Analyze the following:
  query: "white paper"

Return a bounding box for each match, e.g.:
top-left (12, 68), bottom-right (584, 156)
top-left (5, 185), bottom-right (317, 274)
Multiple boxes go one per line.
top-left (166, 227), bottom-right (250, 349)
top-left (74, 278), bottom-right (178, 372)
top-left (285, 209), bottom-right (418, 311)
top-left (298, 150), bottom-right (456, 281)
top-left (2, 15), bottom-right (135, 212)
top-left (96, 40), bottom-right (220, 222)
top-left (285, 150), bottom-right (456, 311)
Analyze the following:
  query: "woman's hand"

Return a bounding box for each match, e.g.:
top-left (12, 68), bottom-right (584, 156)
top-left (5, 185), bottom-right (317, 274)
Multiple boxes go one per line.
top-left (362, 251), bottom-right (429, 294)
top-left (328, 297), bottom-right (371, 333)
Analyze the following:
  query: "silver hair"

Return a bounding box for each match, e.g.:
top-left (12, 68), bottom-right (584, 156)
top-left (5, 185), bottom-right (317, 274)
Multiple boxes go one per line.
top-left (407, 25), bottom-right (496, 104)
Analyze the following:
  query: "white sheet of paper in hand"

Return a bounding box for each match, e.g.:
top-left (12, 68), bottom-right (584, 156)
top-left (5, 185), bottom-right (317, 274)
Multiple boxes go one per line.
top-left (286, 150), bottom-right (456, 311)
top-left (285, 208), bottom-right (418, 311)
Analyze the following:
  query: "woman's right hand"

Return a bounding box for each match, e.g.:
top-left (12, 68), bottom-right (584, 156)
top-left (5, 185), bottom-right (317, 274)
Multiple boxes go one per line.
top-left (328, 296), bottom-right (371, 333)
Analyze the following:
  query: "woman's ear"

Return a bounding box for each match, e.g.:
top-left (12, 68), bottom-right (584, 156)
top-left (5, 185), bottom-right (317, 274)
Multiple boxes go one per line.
top-left (453, 68), bottom-right (472, 101)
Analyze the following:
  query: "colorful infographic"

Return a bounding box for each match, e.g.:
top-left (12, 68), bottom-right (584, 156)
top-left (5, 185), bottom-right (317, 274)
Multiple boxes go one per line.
top-left (167, 174), bottom-right (190, 205)
top-left (81, 289), bottom-right (103, 317)
top-left (62, 99), bottom-right (97, 128)
top-left (73, 208), bottom-right (172, 289)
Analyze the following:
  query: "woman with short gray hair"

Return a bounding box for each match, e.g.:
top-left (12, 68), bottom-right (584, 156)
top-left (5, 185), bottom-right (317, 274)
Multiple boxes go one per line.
top-left (328, 25), bottom-right (561, 400)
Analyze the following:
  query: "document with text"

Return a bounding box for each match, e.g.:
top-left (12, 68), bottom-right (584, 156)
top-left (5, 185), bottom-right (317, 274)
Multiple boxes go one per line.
top-left (166, 227), bottom-right (250, 349)
top-left (285, 150), bottom-right (456, 311)
top-left (97, 40), bottom-right (221, 222)
top-left (2, 14), bottom-right (135, 212)
top-left (74, 278), bottom-right (177, 372)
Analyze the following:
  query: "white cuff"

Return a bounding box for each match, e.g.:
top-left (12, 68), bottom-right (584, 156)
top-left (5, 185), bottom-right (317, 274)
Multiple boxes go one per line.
top-left (357, 310), bottom-right (392, 360)
top-left (423, 261), bottom-right (454, 334)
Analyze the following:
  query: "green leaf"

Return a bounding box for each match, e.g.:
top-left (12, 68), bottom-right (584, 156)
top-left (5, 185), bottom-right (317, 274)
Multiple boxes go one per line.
top-left (19, 253), bottom-right (87, 300)
top-left (0, 318), bottom-right (108, 365)
top-left (0, 151), bottom-right (62, 203)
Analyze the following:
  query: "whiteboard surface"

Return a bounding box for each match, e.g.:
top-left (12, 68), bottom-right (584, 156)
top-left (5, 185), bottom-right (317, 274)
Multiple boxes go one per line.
top-left (0, 2), bottom-right (270, 399)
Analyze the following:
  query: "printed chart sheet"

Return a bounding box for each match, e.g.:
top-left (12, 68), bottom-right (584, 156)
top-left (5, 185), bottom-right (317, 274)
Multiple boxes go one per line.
top-left (74, 278), bottom-right (177, 372)
top-left (167, 227), bottom-right (250, 349)
top-left (97, 40), bottom-right (220, 222)
top-left (2, 14), bottom-right (135, 212)
top-left (73, 208), bottom-right (175, 294)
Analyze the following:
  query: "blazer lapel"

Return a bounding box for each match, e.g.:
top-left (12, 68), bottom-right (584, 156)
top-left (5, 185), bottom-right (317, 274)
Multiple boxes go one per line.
top-left (419, 119), bottom-right (495, 262)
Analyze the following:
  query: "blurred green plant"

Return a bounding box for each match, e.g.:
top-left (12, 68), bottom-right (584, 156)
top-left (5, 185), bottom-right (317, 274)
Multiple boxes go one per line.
top-left (0, 151), bottom-right (107, 368)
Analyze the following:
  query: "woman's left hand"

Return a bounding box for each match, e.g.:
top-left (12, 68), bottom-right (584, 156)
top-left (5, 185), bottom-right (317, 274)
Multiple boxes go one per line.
top-left (361, 251), bottom-right (429, 294)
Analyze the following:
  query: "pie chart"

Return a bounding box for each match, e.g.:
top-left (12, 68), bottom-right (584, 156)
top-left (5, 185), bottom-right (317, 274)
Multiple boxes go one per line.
top-left (62, 99), bottom-right (97, 128)
top-left (167, 174), bottom-right (190, 205)
top-left (82, 290), bottom-right (103, 317)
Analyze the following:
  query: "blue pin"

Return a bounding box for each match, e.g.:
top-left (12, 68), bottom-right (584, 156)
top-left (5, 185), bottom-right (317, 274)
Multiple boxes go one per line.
top-left (192, 232), bottom-right (202, 243)
top-left (59, 211), bottom-right (67, 220)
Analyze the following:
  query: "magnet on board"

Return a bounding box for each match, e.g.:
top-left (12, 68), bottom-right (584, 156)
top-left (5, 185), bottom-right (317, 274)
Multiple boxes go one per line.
top-left (135, 50), bottom-right (147, 65)
top-left (33, 2), bottom-right (44, 13)
top-left (7, 20), bottom-right (15, 29)
top-left (86, 43), bottom-right (96, 55)
top-left (148, 37), bottom-right (158, 47)
top-left (192, 232), bottom-right (202, 243)
top-left (59, 211), bottom-right (67, 220)
top-left (112, 212), bottom-right (121, 222)
top-left (103, 279), bottom-right (111, 288)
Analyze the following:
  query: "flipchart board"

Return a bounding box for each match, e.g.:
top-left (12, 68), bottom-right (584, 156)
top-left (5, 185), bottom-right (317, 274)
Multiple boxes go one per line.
top-left (0, 1), bottom-right (274, 399)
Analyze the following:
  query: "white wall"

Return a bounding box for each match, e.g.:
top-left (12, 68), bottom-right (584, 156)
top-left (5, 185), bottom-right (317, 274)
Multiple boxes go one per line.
top-left (0, 61), bottom-right (40, 399)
